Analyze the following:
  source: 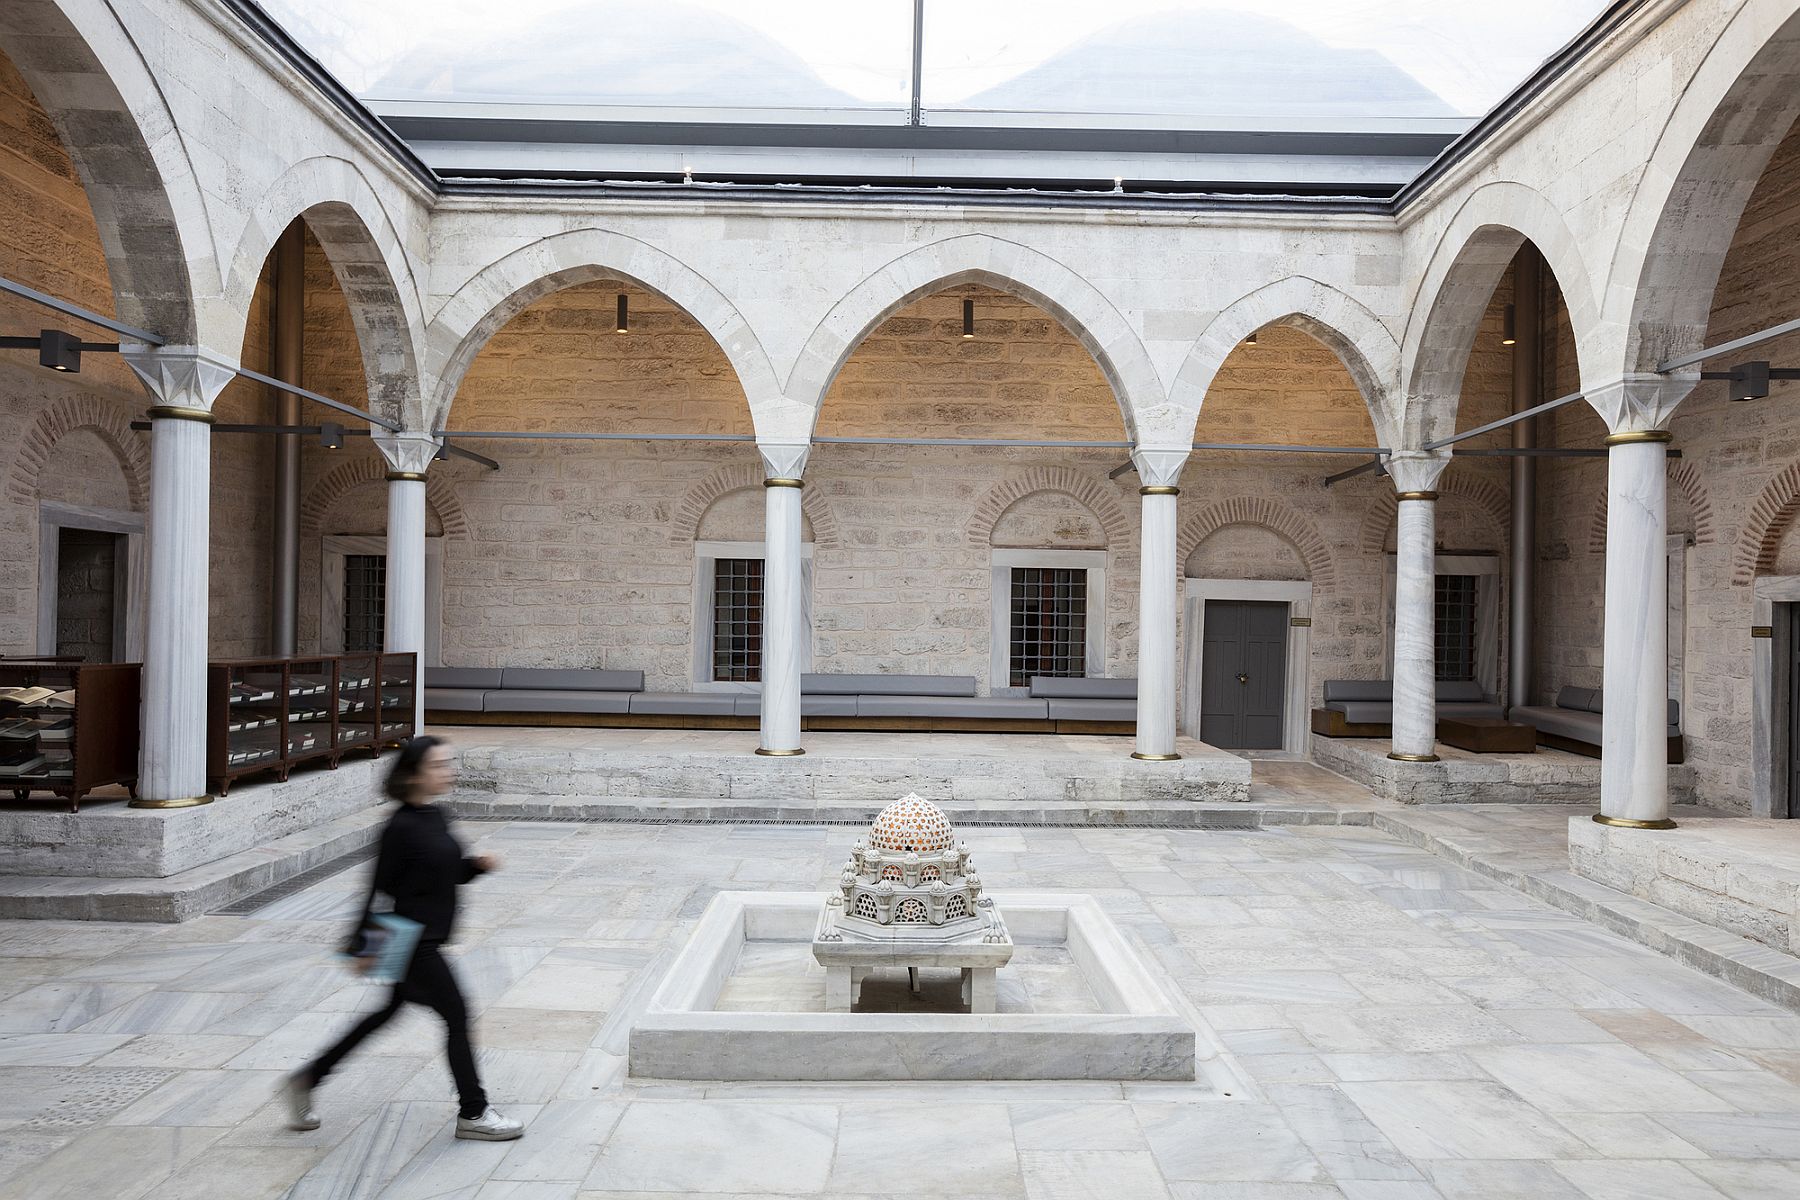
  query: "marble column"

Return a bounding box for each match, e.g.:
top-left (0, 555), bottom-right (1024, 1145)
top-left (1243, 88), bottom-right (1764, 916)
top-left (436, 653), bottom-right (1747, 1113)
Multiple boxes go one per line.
top-left (758, 441), bottom-right (810, 756)
top-left (124, 347), bottom-right (237, 808)
top-left (1585, 374), bottom-right (1694, 829)
top-left (1133, 448), bottom-right (1189, 760)
top-left (376, 434), bottom-right (438, 734)
top-left (1387, 452), bottom-right (1450, 763)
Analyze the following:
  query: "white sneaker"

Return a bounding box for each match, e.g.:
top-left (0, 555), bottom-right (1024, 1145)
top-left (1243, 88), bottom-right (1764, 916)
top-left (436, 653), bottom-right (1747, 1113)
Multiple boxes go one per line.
top-left (283, 1072), bottom-right (320, 1131)
top-left (455, 1106), bottom-right (524, 1141)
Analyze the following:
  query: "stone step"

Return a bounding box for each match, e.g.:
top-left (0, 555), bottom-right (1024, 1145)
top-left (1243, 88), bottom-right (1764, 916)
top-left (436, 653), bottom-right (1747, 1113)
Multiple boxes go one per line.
top-left (0, 805), bottom-right (387, 923)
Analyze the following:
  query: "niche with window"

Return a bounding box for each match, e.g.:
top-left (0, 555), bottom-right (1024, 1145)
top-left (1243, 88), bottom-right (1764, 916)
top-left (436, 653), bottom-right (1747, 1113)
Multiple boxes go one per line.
top-left (989, 548), bottom-right (1105, 690)
top-left (1381, 554), bottom-right (1502, 698)
top-left (691, 540), bottom-right (813, 689)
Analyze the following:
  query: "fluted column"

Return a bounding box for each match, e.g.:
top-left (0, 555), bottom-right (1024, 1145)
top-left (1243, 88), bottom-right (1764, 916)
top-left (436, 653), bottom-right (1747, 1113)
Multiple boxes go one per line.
top-left (758, 440), bottom-right (810, 756)
top-left (1133, 447), bottom-right (1189, 760)
top-left (1586, 374), bottom-right (1695, 829)
top-left (124, 346), bottom-right (237, 808)
top-left (375, 434), bottom-right (438, 733)
top-left (1388, 452), bottom-right (1451, 763)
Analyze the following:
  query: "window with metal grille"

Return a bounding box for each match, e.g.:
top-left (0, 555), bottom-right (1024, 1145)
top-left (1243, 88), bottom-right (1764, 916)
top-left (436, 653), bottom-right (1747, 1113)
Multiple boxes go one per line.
top-left (711, 557), bottom-right (764, 682)
top-left (344, 554), bottom-right (386, 653)
top-left (1434, 573), bottom-right (1478, 682)
top-left (1009, 566), bottom-right (1087, 687)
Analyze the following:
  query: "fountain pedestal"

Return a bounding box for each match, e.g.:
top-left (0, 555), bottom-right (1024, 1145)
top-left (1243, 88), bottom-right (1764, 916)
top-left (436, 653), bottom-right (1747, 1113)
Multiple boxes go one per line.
top-left (812, 910), bottom-right (1013, 1012)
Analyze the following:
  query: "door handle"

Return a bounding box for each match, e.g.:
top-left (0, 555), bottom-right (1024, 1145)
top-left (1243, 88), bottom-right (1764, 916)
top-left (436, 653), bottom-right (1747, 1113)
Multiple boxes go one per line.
top-left (1237, 673), bottom-right (1248, 684)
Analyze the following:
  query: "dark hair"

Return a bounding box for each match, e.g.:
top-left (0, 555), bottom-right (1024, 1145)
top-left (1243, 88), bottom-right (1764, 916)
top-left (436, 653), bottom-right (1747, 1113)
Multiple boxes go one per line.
top-left (384, 735), bottom-right (446, 802)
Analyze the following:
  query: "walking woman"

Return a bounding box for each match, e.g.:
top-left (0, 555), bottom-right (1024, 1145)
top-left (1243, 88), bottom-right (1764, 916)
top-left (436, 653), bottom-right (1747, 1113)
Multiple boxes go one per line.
top-left (284, 735), bottom-right (523, 1141)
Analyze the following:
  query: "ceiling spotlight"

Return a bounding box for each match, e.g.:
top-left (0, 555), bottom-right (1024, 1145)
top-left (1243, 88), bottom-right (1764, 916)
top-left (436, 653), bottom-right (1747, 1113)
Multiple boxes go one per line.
top-left (38, 328), bottom-right (81, 372)
top-left (434, 440), bottom-right (450, 461)
top-left (1243, 331), bottom-right (1258, 347)
top-left (1502, 304), bottom-right (1517, 346)
top-left (1732, 360), bottom-right (1770, 402)
top-left (616, 293), bottom-right (628, 335)
top-left (318, 420), bottom-right (343, 450)
top-left (962, 298), bottom-right (975, 339)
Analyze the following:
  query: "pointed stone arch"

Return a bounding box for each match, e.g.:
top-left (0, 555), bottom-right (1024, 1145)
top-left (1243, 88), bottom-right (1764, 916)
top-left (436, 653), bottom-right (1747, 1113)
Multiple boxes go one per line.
top-left (1177, 497), bottom-right (1336, 587)
top-left (6, 397), bottom-right (148, 511)
top-left (1358, 475), bottom-right (1510, 555)
top-left (669, 462), bottom-right (841, 549)
top-left (1733, 461), bottom-right (1800, 584)
top-left (787, 233), bottom-right (1162, 442)
top-left (299, 456), bottom-right (470, 540)
top-left (1589, 462), bottom-right (1715, 555)
top-left (965, 467), bottom-right (1132, 548)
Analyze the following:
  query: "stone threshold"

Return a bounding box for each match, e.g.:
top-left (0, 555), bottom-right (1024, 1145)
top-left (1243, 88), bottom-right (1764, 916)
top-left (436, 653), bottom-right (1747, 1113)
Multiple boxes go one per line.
top-left (1373, 808), bottom-right (1800, 1015)
top-left (0, 806), bottom-right (386, 922)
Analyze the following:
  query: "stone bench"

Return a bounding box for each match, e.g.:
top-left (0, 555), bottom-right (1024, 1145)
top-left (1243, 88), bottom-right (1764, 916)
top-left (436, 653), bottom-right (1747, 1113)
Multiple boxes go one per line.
top-left (1310, 678), bottom-right (1504, 737)
top-left (1511, 686), bottom-right (1685, 763)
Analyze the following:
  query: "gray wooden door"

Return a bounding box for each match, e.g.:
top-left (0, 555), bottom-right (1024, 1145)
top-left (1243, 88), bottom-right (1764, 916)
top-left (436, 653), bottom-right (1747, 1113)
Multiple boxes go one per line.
top-left (1789, 605), bottom-right (1800, 819)
top-left (1199, 600), bottom-right (1288, 749)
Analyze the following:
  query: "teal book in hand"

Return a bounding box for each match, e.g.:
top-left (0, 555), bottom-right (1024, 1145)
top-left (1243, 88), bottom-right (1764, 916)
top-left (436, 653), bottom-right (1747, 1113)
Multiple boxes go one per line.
top-left (363, 913), bottom-right (424, 984)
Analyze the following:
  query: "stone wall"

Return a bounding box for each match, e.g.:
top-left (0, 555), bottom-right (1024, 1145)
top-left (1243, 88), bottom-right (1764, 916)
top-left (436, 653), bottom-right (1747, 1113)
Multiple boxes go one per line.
top-left (1534, 117), bottom-right (1800, 811)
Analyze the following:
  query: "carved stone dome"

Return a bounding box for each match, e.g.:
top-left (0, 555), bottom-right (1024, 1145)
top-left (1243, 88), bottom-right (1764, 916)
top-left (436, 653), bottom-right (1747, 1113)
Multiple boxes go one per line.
top-left (869, 793), bottom-right (954, 854)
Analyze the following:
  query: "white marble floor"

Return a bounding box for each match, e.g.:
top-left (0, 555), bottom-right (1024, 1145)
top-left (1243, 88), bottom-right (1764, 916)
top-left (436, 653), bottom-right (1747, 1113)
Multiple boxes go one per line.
top-left (4, 818), bottom-right (1800, 1198)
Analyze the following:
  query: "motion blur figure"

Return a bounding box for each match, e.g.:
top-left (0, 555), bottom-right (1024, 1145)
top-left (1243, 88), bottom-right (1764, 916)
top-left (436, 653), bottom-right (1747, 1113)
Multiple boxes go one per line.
top-left (283, 735), bottom-right (524, 1142)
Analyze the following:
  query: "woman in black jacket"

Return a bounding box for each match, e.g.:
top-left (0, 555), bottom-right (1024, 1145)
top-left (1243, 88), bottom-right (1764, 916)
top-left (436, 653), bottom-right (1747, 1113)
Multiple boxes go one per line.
top-left (284, 736), bottom-right (523, 1142)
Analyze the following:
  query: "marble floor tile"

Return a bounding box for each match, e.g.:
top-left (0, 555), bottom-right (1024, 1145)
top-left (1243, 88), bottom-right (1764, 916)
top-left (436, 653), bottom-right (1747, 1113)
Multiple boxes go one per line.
top-left (829, 1101), bottom-right (1023, 1197)
top-left (582, 1101), bottom-right (838, 1194)
top-left (0, 980), bottom-right (155, 1032)
top-left (77, 989), bottom-right (258, 1036)
top-left (1137, 1102), bottom-right (1326, 1183)
top-left (1467, 1043), bottom-right (1734, 1113)
top-left (380, 1104), bottom-right (546, 1200)
top-left (1682, 1159), bottom-right (1800, 1200)
top-left (0, 1123), bottom-right (225, 1200)
top-left (0, 1031), bottom-right (135, 1065)
top-left (283, 1099), bottom-right (460, 1198)
top-left (140, 1142), bottom-right (324, 1200)
top-left (0, 1064), bottom-right (177, 1130)
top-left (1021, 1149), bottom-right (1172, 1200)
top-left (109, 1067), bottom-right (289, 1126)
top-left (1337, 1081), bottom-right (1592, 1160)
top-left (491, 1099), bottom-right (624, 1183)
top-left (89, 1034), bottom-right (260, 1069)
top-left (1652, 1110), bottom-right (1800, 1158)
top-left (1009, 1101), bottom-right (1150, 1150)
top-left (1320, 1053), bottom-right (1483, 1082)
top-left (1550, 1159), bottom-right (1730, 1200)
top-left (1264, 1083), bottom-right (1426, 1183)
top-left (1423, 1159), bottom-right (1587, 1200)
top-left (1550, 1112), bottom-right (1707, 1160)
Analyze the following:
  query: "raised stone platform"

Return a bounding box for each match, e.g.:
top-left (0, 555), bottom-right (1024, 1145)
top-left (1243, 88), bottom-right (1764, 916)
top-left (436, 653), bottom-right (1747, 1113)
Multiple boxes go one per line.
top-left (451, 728), bottom-right (1252, 804)
top-left (1312, 732), bottom-right (1698, 806)
top-left (1571, 815), bottom-right (1800, 956)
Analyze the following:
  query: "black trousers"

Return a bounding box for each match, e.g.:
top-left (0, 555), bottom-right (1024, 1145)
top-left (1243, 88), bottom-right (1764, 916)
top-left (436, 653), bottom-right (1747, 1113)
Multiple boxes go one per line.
top-left (307, 941), bottom-right (487, 1119)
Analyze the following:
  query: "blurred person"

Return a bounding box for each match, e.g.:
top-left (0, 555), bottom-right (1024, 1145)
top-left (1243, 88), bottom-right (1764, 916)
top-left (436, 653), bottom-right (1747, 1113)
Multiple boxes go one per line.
top-left (282, 735), bottom-right (523, 1141)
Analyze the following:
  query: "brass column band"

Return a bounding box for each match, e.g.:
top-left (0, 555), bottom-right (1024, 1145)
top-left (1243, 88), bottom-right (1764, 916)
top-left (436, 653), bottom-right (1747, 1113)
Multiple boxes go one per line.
top-left (1139, 486), bottom-right (1180, 496)
top-left (755, 747), bottom-right (806, 756)
top-left (1591, 813), bottom-right (1678, 830)
top-left (129, 796), bottom-right (213, 810)
top-left (1394, 491), bottom-right (1438, 502)
top-left (1604, 430), bottom-right (1674, 446)
top-left (145, 406), bottom-right (216, 425)
top-left (764, 478), bottom-right (804, 489)
top-left (1131, 751), bottom-right (1182, 761)
top-left (1387, 751), bottom-right (1440, 763)
top-left (386, 471), bottom-right (428, 483)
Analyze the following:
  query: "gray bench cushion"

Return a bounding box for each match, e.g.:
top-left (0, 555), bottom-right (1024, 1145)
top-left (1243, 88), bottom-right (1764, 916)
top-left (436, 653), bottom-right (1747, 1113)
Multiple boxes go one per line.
top-left (1029, 676), bottom-right (1136, 699)
top-left (423, 688), bottom-right (487, 712)
top-left (497, 668), bottom-right (645, 692)
top-left (1441, 701), bottom-right (1506, 720)
top-left (482, 689), bottom-right (635, 714)
top-left (1331, 701), bottom-right (1394, 725)
top-left (1513, 704), bottom-right (1603, 744)
top-left (1555, 686), bottom-right (1598, 713)
top-left (856, 695), bottom-right (1049, 719)
top-left (426, 668), bottom-right (504, 690)
top-left (1437, 680), bottom-right (1487, 704)
top-left (803, 673), bottom-right (978, 697)
top-left (732, 694), bottom-right (859, 717)
top-left (1046, 698), bottom-right (1137, 721)
top-left (1323, 680), bottom-right (1392, 704)
top-left (629, 692), bottom-right (738, 716)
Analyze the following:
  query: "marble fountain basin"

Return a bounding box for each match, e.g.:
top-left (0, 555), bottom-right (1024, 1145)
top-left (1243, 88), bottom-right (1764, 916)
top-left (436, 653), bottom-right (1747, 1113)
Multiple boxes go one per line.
top-left (628, 890), bottom-right (1196, 1081)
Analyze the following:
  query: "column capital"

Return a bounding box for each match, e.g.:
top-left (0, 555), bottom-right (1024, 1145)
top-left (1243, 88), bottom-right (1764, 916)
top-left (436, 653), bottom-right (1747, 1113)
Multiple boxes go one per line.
top-left (1583, 372), bottom-right (1697, 435)
top-left (124, 345), bottom-right (237, 413)
top-left (1386, 450), bottom-right (1449, 495)
top-left (373, 432), bottom-right (441, 476)
top-left (757, 439), bottom-right (811, 482)
top-left (1130, 446), bottom-right (1190, 490)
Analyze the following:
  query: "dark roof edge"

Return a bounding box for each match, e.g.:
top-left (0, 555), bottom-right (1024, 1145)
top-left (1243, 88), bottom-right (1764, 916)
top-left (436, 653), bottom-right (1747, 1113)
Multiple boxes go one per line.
top-left (1390, 0), bottom-right (1654, 212)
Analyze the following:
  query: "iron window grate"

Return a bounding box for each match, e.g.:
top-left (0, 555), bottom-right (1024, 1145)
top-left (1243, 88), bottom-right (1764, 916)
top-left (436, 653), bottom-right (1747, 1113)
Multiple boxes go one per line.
top-left (712, 557), bottom-right (764, 682)
top-left (1009, 566), bottom-right (1087, 687)
top-left (1434, 573), bottom-right (1477, 682)
top-left (344, 554), bottom-right (386, 653)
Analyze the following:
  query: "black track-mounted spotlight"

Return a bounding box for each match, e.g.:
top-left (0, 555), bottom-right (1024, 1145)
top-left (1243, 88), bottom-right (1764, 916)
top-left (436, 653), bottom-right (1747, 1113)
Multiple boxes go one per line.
top-left (434, 440), bottom-right (450, 461)
top-left (1732, 360), bottom-right (1771, 402)
top-left (1243, 331), bottom-right (1258, 347)
top-left (962, 297), bottom-right (975, 339)
top-left (39, 328), bottom-right (81, 372)
top-left (616, 293), bottom-right (628, 334)
top-left (319, 420), bottom-right (344, 450)
top-left (1502, 304), bottom-right (1517, 346)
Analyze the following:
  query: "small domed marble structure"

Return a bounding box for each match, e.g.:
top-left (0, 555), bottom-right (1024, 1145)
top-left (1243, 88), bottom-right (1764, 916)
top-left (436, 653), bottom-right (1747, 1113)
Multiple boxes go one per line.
top-left (814, 794), bottom-right (1012, 1011)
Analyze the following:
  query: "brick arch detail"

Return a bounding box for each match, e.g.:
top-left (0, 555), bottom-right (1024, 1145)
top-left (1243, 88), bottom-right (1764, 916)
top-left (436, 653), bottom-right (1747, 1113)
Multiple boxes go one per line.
top-left (965, 467), bottom-right (1132, 548)
top-left (298, 457), bottom-right (471, 540)
top-left (1588, 462), bottom-right (1715, 555)
top-left (1733, 461), bottom-right (1800, 584)
top-left (6, 397), bottom-right (149, 511)
top-left (669, 462), bottom-right (841, 549)
top-left (1177, 497), bottom-right (1336, 587)
top-left (1357, 476), bottom-right (1510, 555)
